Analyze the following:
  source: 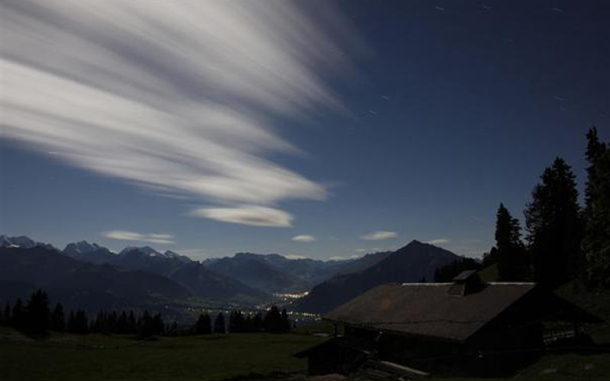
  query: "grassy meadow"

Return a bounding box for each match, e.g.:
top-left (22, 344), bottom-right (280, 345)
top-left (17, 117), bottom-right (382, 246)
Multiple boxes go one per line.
top-left (0, 328), bottom-right (323, 381)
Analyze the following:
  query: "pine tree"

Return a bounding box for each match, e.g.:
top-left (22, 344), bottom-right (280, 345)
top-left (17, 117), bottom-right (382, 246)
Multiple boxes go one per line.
top-left (252, 312), bottom-right (263, 332)
top-left (11, 298), bottom-right (24, 330)
top-left (93, 311), bottom-right (108, 334)
top-left (73, 310), bottom-right (89, 334)
top-left (67, 311), bottom-right (76, 333)
top-left (495, 204), bottom-right (528, 281)
top-left (281, 309), bottom-right (291, 332)
top-left (582, 127), bottom-right (610, 288)
top-left (195, 313), bottom-right (212, 335)
top-left (525, 158), bottom-right (581, 288)
top-left (229, 310), bottom-right (246, 333)
top-left (152, 313), bottom-right (164, 336)
top-left (50, 303), bottom-right (65, 332)
top-left (137, 310), bottom-right (155, 339)
top-left (128, 311), bottom-right (137, 334)
top-left (264, 306), bottom-right (283, 333)
top-left (434, 258), bottom-right (480, 282)
top-left (3, 303), bottom-right (11, 326)
top-left (214, 313), bottom-right (226, 334)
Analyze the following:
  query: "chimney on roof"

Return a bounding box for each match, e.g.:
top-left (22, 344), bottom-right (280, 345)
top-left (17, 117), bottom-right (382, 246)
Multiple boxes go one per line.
top-left (448, 270), bottom-right (483, 296)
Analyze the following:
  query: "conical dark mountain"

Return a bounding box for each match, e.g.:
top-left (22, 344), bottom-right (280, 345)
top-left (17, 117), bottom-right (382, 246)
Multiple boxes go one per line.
top-left (293, 240), bottom-right (460, 314)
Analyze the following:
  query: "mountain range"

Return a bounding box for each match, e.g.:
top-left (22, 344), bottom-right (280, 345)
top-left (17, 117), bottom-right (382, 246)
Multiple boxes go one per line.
top-left (0, 234), bottom-right (465, 314)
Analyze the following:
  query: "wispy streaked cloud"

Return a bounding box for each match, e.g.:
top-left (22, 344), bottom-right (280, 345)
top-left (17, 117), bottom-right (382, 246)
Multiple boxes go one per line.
top-left (361, 231), bottom-right (397, 241)
top-left (292, 234), bottom-right (316, 242)
top-left (189, 206), bottom-right (293, 227)
top-left (0, 1), bottom-right (363, 226)
top-left (286, 254), bottom-right (308, 260)
top-left (427, 238), bottom-right (450, 245)
top-left (328, 256), bottom-right (349, 261)
top-left (103, 230), bottom-right (175, 244)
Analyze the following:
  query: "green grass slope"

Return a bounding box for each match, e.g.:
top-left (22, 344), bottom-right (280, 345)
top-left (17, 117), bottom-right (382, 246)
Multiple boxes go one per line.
top-left (0, 329), bottom-right (323, 381)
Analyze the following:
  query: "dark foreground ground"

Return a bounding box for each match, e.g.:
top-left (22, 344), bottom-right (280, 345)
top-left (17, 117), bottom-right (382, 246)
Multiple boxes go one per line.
top-left (1, 326), bottom-right (609, 381)
top-left (1, 284), bottom-right (609, 381)
top-left (0, 328), bottom-right (323, 381)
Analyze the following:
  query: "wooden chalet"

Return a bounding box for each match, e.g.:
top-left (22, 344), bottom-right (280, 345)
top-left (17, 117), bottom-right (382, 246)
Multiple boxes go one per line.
top-left (295, 271), bottom-right (602, 377)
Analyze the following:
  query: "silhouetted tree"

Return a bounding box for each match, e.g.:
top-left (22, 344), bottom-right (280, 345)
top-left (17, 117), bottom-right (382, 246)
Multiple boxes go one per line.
top-left (525, 158), bottom-right (581, 288)
top-left (11, 298), bottom-right (24, 330)
top-left (67, 311), bottom-right (76, 333)
top-left (264, 306), bottom-right (285, 333)
top-left (116, 311), bottom-right (129, 334)
top-left (137, 310), bottom-right (155, 339)
top-left (50, 303), bottom-right (65, 332)
top-left (214, 313), bottom-right (226, 334)
top-left (69, 310), bottom-right (89, 334)
top-left (582, 127), bottom-right (610, 288)
top-left (2, 303), bottom-right (11, 326)
top-left (107, 311), bottom-right (118, 333)
top-left (152, 313), bottom-right (164, 336)
top-left (281, 309), bottom-right (291, 332)
top-left (495, 204), bottom-right (528, 281)
top-left (251, 311), bottom-right (263, 332)
top-left (128, 311), bottom-right (137, 334)
top-left (92, 311), bottom-right (108, 334)
top-left (229, 310), bottom-right (246, 333)
top-left (434, 258), bottom-right (481, 282)
top-left (482, 247), bottom-right (499, 268)
top-left (194, 313), bottom-right (212, 335)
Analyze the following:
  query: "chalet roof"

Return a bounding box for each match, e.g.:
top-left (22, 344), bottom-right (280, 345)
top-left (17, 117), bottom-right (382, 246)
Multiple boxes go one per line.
top-left (324, 281), bottom-right (577, 342)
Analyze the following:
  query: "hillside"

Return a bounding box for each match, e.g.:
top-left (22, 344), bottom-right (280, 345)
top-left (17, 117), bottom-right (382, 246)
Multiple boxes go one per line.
top-left (0, 246), bottom-right (192, 310)
top-left (293, 240), bottom-right (460, 314)
top-left (206, 251), bottom-right (392, 293)
top-left (208, 254), bottom-right (307, 294)
top-left (61, 242), bottom-right (269, 304)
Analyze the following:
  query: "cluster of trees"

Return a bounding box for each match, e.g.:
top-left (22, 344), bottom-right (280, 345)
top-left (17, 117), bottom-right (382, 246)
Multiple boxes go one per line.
top-left (1, 289), bottom-right (293, 338)
top-left (190, 306), bottom-right (291, 335)
top-left (0, 290), bottom-right (166, 338)
top-left (0, 290), bottom-right (52, 335)
top-left (434, 257), bottom-right (481, 282)
top-left (483, 127), bottom-right (609, 289)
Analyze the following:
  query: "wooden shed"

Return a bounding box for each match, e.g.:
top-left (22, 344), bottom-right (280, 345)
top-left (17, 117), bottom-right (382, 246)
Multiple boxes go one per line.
top-left (296, 271), bottom-right (602, 376)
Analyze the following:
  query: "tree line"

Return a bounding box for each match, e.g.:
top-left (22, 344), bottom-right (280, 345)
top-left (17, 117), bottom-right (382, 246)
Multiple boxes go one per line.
top-left (187, 306), bottom-right (291, 336)
top-left (435, 127), bottom-right (609, 290)
top-left (0, 289), bottom-right (292, 338)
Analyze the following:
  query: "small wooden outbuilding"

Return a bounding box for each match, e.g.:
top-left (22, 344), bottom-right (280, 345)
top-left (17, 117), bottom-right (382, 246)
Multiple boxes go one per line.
top-left (295, 271), bottom-right (602, 376)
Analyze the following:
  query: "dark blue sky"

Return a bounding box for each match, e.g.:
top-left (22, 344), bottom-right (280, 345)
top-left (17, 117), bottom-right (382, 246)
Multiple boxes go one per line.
top-left (1, 0), bottom-right (608, 260)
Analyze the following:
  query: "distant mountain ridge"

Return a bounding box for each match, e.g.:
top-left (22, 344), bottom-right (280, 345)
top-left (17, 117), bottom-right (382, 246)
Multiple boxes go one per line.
top-left (62, 242), bottom-right (265, 303)
top-left (0, 234), bottom-right (56, 250)
top-left (293, 240), bottom-right (461, 314)
top-left (204, 250), bottom-right (393, 293)
top-left (0, 245), bottom-right (192, 311)
top-left (1, 234), bottom-right (444, 312)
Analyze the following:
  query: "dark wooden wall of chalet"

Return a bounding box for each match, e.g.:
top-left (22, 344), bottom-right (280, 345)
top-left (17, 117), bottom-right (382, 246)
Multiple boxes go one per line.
top-left (306, 343), bottom-right (367, 375)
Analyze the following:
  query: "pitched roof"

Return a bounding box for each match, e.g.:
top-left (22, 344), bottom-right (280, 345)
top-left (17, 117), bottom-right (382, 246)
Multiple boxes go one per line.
top-left (324, 282), bottom-right (537, 342)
